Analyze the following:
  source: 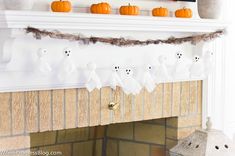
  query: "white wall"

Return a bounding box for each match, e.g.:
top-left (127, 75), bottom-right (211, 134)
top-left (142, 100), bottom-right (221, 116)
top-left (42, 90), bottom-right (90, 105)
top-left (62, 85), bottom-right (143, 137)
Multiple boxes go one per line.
top-left (223, 0), bottom-right (235, 140)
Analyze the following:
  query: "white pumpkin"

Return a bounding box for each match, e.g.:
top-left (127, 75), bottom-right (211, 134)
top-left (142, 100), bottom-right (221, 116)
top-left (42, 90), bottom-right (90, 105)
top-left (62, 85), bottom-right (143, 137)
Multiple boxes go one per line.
top-left (4, 0), bottom-right (34, 10)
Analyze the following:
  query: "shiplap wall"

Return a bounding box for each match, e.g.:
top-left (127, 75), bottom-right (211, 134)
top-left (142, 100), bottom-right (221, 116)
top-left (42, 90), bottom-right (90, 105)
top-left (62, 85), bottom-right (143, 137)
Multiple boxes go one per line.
top-left (0, 81), bottom-right (202, 137)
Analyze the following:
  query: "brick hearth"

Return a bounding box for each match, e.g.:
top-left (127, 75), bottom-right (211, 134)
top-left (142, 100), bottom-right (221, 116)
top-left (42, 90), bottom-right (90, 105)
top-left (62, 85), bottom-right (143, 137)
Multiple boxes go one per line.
top-left (0, 81), bottom-right (202, 155)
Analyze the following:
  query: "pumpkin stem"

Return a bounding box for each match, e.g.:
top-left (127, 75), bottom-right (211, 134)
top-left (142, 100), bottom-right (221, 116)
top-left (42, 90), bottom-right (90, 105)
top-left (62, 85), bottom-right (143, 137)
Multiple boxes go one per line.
top-left (129, 3), bottom-right (131, 6)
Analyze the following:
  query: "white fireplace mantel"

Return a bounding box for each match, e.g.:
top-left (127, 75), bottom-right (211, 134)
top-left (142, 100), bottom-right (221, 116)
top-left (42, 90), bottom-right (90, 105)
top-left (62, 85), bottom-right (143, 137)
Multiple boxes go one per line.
top-left (0, 10), bottom-right (228, 132)
top-left (0, 10), bottom-right (226, 32)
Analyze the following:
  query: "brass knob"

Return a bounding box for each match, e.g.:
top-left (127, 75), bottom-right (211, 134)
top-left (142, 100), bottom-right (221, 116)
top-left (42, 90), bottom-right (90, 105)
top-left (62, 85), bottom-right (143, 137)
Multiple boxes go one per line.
top-left (108, 102), bottom-right (119, 110)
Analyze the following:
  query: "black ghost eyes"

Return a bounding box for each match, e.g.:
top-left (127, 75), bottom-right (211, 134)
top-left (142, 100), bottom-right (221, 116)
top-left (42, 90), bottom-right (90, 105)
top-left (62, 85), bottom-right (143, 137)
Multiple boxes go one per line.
top-left (114, 66), bottom-right (120, 71)
top-left (126, 69), bottom-right (131, 74)
top-left (65, 50), bottom-right (71, 56)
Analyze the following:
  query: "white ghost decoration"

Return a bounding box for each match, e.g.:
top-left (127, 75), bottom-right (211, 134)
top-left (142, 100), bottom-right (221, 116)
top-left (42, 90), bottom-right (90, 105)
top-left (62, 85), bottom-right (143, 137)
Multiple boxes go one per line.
top-left (122, 68), bottom-right (142, 95)
top-left (139, 65), bottom-right (156, 93)
top-left (172, 52), bottom-right (190, 79)
top-left (189, 55), bottom-right (204, 78)
top-left (203, 51), bottom-right (214, 76)
top-left (36, 48), bottom-right (52, 73)
top-left (154, 55), bottom-right (170, 83)
top-left (108, 65), bottom-right (124, 90)
top-left (58, 48), bottom-right (76, 81)
top-left (85, 62), bottom-right (102, 92)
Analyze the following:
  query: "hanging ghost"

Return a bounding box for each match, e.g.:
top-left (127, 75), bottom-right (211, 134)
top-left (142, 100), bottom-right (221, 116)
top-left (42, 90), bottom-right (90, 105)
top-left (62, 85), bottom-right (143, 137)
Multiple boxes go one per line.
top-left (108, 64), bottom-right (124, 90)
top-left (172, 52), bottom-right (190, 79)
top-left (189, 55), bottom-right (204, 78)
top-left (36, 48), bottom-right (52, 74)
top-left (154, 55), bottom-right (170, 83)
top-left (139, 65), bottom-right (156, 93)
top-left (203, 51), bottom-right (214, 76)
top-left (85, 62), bottom-right (102, 92)
top-left (122, 68), bottom-right (142, 95)
top-left (58, 48), bottom-right (76, 81)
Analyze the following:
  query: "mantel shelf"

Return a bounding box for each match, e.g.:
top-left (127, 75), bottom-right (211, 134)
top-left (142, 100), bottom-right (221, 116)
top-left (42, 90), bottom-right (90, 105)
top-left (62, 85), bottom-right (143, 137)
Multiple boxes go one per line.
top-left (0, 10), bottom-right (227, 33)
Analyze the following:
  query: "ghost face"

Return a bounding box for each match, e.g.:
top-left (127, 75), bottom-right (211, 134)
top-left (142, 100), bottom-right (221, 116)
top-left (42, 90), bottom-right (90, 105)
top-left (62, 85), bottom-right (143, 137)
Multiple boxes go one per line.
top-left (144, 65), bottom-right (152, 71)
top-left (87, 62), bottom-right (97, 71)
top-left (125, 69), bottom-right (133, 76)
top-left (158, 55), bottom-right (167, 64)
top-left (176, 52), bottom-right (183, 60)
top-left (193, 56), bottom-right (200, 62)
top-left (112, 65), bottom-right (120, 72)
top-left (205, 51), bottom-right (214, 57)
top-left (63, 48), bottom-right (72, 57)
top-left (37, 48), bottom-right (48, 58)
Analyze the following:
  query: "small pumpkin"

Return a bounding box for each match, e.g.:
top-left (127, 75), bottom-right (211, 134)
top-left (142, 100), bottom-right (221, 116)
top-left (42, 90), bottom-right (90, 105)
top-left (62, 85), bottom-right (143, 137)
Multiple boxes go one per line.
top-left (152, 7), bottom-right (169, 17)
top-left (119, 3), bottom-right (140, 16)
top-left (175, 7), bottom-right (193, 18)
top-left (51, 0), bottom-right (72, 12)
top-left (90, 2), bottom-right (111, 14)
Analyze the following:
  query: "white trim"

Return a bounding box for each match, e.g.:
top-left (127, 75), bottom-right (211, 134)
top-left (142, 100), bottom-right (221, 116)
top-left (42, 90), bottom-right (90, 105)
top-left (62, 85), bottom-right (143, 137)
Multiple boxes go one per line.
top-left (0, 10), bottom-right (227, 32)
top-left (202, 37), bottom-right (226, 130)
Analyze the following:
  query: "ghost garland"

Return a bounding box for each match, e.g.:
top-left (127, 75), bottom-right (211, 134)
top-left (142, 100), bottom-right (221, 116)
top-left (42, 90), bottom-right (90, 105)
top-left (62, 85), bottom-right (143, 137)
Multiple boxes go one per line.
top-left (26, 27), bottom-right (225, 47)
top-left (34, 48), bottom-right (215, 94)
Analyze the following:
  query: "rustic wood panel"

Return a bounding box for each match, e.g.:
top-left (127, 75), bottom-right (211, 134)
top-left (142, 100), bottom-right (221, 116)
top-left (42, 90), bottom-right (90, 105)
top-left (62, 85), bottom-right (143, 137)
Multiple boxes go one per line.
top-left (133, 89), bottom-right (144, 121)
top-left (180, 82), bottom-right (190, 116)
top-left (144, 89), bottom-right (154, 120)
top-left (163, 83), bottom-right (172, 117)
top-left (39, 90), bottom-right (52, 132)
top-left (25, 91), bottom-right (38, 133)
top-left (52, 90), bottom-right (64, 130)
top-left (12, 92), bottom-right (25, 135)
top-left (112, 87), bottom-right (123, 123)
top-left (172, 82), bottom-right (181, 116)
top-left (0, 93), bottom-right (11, 136)
top-left (0, 81), bottom-right (203, 132)
top-left (101, 87), bottom-right (111, 125)
top-left (189, 81), bottom-right (197, 114)
top-left (89, 89), bottom-right (101, 126)
top-left (123, 93), bottom-right (132, 122)
top-left (77, 89), bottom-right (89, 127)
top-left (155, 84), bottom-right (164, 118)
top-left (65, 89), bottom-right (77, 129)
top-left (197, 81), bottom-right (202, 114)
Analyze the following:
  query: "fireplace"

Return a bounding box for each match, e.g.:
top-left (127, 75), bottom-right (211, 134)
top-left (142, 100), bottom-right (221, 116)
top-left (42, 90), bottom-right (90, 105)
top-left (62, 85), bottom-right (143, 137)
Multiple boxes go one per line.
top-left (0, 0), bottom-right (228, 155)
top-left (0, 81), bottom-right (202, 155)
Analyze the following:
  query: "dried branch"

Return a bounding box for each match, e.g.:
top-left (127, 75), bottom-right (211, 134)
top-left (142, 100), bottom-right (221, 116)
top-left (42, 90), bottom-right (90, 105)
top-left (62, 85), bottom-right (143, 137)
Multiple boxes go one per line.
top-left (25, 27), bottom-right (225, 47)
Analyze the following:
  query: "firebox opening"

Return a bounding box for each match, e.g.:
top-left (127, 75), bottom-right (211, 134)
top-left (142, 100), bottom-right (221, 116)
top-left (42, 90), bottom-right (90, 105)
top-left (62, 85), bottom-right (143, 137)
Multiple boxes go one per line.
top-left (30, 116), bottom-right (201, 156)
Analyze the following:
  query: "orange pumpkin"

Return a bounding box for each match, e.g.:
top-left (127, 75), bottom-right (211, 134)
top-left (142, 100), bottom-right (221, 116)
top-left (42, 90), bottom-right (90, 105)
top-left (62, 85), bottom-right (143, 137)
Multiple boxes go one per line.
top-left (119, 3), bottom-right (140, 16)
top-left (90, 2), bottom-right (111, 14)
top-left (175, 7), bottom-right (193, 18)
top-left (51, 0), bottom-right (72, 12)
top-left (152, 7), bottom-right (169, 17)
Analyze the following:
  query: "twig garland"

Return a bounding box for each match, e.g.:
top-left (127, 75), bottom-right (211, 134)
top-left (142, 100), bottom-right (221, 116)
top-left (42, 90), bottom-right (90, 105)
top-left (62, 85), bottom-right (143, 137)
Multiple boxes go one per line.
top-left (25, 27), bottom-right (225, 47)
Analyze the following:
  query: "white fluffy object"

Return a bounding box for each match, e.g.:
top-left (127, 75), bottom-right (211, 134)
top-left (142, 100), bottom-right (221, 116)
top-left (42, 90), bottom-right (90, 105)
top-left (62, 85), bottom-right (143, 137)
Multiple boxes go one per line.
top-left (122, 68), bottom-right (141, 95)
top-left (172, 52), bottom-right (190, 79)
top-left (203, 51), bottom-right (214, 76)
top-left (189, 55), bottom-right (204, 78)
top-left (108, 65), bottom-right (123, 90)
top-left (85, 62), bottom-right (102, 92)
top-left (154, 55), bottom-right (170, 83)
top-left (139, 65), bottom-right (156, 93)
top-left (36, 48), bottom-right (52, 74)
top-left (58, 48), bottom-right (76, 81)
